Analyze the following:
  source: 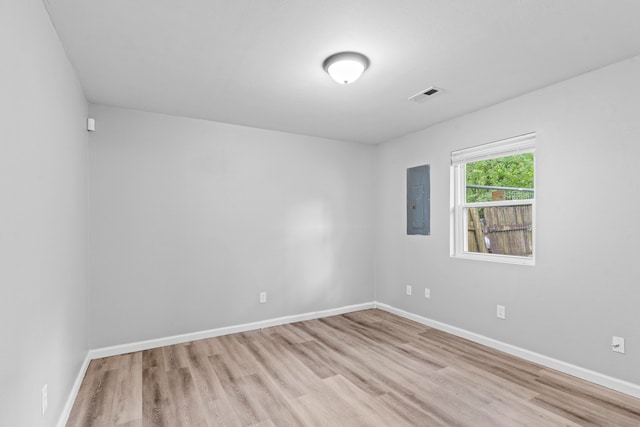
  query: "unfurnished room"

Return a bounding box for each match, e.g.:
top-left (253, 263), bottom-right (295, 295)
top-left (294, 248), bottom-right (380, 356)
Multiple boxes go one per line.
top-left (2, 1), bottom-right (640, 426)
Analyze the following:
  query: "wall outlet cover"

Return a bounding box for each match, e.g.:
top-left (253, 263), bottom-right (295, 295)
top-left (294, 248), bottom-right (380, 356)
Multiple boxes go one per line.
top-left (612, 336), bottom-right (625, 354)
top-left (259, 291), bottom-right (267, 304)
top-left (496, 305), bottom-right (506, 319)
top-left (424, 288), bottom-right (431, 298)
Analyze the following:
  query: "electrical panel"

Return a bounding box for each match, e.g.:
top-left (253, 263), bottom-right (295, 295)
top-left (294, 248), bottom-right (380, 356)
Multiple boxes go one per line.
top-left (407, 164), bottom-right (430, 235)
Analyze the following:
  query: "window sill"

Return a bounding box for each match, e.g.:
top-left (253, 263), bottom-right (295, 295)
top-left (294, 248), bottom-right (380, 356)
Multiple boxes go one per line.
top-left (451, 252), bottom-right (535, 266)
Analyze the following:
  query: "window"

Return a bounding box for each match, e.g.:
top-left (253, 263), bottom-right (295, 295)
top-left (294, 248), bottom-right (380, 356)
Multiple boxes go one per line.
top-left (450, 133), bottom-right (536, 265)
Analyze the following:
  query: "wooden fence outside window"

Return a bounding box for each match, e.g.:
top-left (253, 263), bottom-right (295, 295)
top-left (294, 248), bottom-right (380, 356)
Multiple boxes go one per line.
top-left (467, 205), bottom-right (532, 256)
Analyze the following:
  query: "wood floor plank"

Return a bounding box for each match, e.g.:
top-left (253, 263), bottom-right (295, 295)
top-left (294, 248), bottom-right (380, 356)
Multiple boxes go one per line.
top-left (165, 367), bottom-right (209, 426)
top-left (184, 341), bottom-right (225, 401)
top-left (240, 373), bottom-right (306, 425)
top-left (530, 384), bottom-right (640, 426)
top-left (323, 374), bottom-right (414, 426)
top-left (67, 309), bottom-right (640, 426)
top-left (375, 392), bottom-right (449, 427)
top-left (184, 340), bottom-right (242, 426)
top-left (273, 334), bottom-right (337, 380)
top-left (207, 353), bottom-right (261, 426)
top-left (142, 348), bottom-right (166, 371)
top-left (76, 368), bottom-right (119, 427)
top-left (206, 397), bottom-right (243, 427)
top-left (240, 329), bottom-right (323, 398)
top-left (536, 368), bottom-right (640, 421)
top-left (297, 317), bottom-right (490, 425)
top-left (141, 366), bottom-right (172, 427)
top-left (162, 345), bottom-right (190, 371)
top-left (110, 352), bottom-right (143, 426)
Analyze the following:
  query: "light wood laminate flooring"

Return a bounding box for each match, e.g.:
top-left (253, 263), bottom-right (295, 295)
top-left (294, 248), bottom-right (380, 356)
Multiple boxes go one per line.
top-left (67, 309), bottom-right (640, 426)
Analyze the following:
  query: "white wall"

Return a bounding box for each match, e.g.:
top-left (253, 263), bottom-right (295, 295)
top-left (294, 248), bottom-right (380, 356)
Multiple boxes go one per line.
top-left (3, 3), bottom-right (638, 423)
top-left (0, 1), bottom-right (88, 426)
top-left (88, 105), bottom-right (376, 348)
top-left (376, 56), bottom-right (640, 385)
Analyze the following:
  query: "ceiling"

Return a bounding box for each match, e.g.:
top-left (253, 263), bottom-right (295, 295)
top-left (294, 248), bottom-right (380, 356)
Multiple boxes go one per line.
top-left (44, 0), bottom-right (640, 144)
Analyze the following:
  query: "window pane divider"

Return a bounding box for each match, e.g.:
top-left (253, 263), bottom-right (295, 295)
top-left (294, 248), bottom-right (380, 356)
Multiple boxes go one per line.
top-left (462, 199), bottom-right (534, 208)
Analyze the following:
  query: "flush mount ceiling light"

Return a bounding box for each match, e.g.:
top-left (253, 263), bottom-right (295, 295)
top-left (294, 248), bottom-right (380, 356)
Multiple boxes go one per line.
top-left (323, 52), bottom-right (369, 85)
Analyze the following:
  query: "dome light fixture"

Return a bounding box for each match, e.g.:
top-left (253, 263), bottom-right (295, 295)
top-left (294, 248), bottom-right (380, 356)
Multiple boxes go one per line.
top-left (323, 51), bottom-right (369, 85)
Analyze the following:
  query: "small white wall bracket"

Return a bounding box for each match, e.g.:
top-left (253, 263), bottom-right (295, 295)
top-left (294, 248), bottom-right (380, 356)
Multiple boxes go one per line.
top-left (87, 117), bottom-right (96, 132)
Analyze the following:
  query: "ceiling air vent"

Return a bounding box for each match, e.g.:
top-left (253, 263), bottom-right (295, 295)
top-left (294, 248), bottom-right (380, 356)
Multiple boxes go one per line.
top-left (408, 86), bottom-right (442, 103)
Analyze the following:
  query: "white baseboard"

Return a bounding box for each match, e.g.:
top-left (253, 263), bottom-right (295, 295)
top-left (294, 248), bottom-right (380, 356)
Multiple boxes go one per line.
top-left (56, 351), bottom-right (91, 427)
top-left (89, 302), bottom-right (375, 359)
top-left (58, 299), bottom-right (640, 427)
top-left (375, 302), bottom-right (640, 399)
top-left (57, 302), bottom-right (373, 426)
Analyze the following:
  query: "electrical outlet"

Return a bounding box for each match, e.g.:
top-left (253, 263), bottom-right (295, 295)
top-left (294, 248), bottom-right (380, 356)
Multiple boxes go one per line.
top-left (424, 288), bottom-right (431, 299)
top-left (259, 291), bottom-right (267, 304)
top-left (612, 336), bottom-right (625, 354)
top-left (406, 285), bottom-right (412, 296)
top-left (41, 384), bottom-right (48, 415)
top-left (496, 305), bottom-right (506, 319)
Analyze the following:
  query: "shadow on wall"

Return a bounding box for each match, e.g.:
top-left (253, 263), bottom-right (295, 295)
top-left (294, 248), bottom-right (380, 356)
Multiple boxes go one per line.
top-left (285, 200), bottom-right (337, 305)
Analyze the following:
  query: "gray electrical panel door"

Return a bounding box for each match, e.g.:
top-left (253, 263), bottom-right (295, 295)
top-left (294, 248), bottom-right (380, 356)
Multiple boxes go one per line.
top-left (407, 165), bottom-right (430, 235)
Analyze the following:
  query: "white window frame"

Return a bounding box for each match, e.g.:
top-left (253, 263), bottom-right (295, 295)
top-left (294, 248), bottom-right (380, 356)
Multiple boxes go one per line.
top-left (450, 133), bottom-right (536, 265)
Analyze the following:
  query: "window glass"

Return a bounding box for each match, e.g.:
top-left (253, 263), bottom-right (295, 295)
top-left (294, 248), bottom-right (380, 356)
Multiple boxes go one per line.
top-left (451, 134), bottom-right (535, 264)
